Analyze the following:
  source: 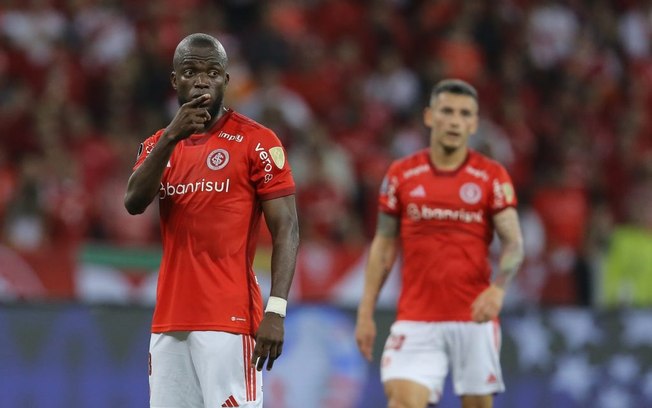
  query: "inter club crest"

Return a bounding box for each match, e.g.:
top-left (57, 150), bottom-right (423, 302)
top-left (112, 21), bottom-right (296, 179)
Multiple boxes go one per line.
top-left (459, 182), bottom-right (482, 204)
top-left (206, 149), bottom-right (229, 170)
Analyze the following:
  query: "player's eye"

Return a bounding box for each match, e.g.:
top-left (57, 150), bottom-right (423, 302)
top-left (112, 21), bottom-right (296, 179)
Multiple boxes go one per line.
top-left (209, 70), bottom-right (220, 77)
top-left (183, 70), bottom-right (194, 77)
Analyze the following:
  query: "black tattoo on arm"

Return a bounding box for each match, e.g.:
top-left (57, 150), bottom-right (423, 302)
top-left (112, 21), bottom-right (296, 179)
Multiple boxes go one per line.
top-left (376, 212), bottom-right (399, 238)
top-left (493, 207), bottom-right (524, 289)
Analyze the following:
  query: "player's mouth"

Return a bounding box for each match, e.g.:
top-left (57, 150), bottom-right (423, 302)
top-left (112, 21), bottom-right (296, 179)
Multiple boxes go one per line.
top-left (191, 92), bottom-right (211, 99)
top-left (445, 131), bottom-right (462, 137)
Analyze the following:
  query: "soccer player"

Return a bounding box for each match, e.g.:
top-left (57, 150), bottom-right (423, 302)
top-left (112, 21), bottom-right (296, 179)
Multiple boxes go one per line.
top-left (355, 79), bottom-right (524, 408)
top-left (124, 33), bottom-right (299, 408)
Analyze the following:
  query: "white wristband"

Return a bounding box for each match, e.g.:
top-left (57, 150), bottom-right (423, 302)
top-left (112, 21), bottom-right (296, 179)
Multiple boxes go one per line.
top-left (265, 296), bottom-right (287, 317)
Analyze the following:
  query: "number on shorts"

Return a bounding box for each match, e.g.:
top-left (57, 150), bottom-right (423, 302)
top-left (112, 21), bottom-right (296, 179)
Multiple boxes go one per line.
top-left (385, 334), bottom-right (406, 351)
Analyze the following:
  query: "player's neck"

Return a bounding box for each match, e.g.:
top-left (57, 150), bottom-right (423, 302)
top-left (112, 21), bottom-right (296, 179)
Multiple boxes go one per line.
top-left (430, 145), bottom-right (468, 171)
top-left (201, 105), bottom-right (228, 134)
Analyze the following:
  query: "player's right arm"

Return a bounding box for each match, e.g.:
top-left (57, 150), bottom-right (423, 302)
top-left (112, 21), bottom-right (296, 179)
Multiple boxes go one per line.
top-left (124, 94), bottom-right (212, 214)
top-left (355, 212), bottom-right (399, 361)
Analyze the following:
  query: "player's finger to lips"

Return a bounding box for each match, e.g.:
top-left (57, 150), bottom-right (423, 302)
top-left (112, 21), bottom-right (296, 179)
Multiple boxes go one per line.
top-left (187, 93), bottom-right (211, 106)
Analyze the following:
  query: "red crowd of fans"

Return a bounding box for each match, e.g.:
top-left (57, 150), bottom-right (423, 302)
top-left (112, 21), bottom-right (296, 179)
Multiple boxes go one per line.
top-left (1, 0), bottom-right (651, 304)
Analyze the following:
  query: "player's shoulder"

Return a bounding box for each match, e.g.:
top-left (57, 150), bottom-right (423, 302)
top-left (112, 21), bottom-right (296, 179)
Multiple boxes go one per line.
top-left (390, 149), bottom-right (431, 178)
top-left (228, 110), bottom-right (275, 136)
top-left (139, 129), bottom-right (165, 152)
top-left (146, 128), bottom-right (166, 142)
top-left (468, 149), bottom-right (508, 173)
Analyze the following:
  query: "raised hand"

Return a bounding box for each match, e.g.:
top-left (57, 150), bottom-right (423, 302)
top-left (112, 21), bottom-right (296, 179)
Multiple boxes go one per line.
top-left (165, 94), bottom-right (212, 142)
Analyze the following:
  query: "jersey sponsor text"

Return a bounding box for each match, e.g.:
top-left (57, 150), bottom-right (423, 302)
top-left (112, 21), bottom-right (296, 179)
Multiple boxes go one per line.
top-left (407, 203), bottom-right (483, 223)
top-left (403, 164), bottom-right (430, 179)
top-left (159, 178), bottom-right (231, 199)
top-left (218, 131), bottom-right (244, 142)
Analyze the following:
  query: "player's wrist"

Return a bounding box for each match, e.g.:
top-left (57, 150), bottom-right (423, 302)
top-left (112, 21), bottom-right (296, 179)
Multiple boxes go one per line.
top-left (161, 129), bottom-right (183, 144)
top-left (357, 306), bottom-right (375, 321)
top-left (265, 296), bottom-right (287, 318)
top-left (490, 281), bottom-right (507, 292)
top-left (358, 302), bottom-right (378, 320)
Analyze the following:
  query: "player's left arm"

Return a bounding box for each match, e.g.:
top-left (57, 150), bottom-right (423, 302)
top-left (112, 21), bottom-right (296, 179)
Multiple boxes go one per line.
top-left (471, 207), bottom-right (524, 323)
top-left (251, 194), bottom-right (299, 372)
top-left (492, 207), bottom-right (525, 289)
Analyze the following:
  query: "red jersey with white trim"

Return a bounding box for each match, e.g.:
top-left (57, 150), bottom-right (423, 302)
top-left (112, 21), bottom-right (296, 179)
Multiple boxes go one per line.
top-left (133, 109), bottom-right (295, 335)
top-left (378, 149), bottom-right (517, 322)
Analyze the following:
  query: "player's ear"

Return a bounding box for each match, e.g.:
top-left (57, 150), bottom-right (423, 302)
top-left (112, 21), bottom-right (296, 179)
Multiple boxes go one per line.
top-left (225, 72), bottom-right (230, 86)
top-left (423, 106), bottom-right (433, 127)
top-left (170, 71), bottom-right (177, 90)
top-left (469, 107), bottom-right (479, 134)
top-left (470, 117), bottom-right (479, 134)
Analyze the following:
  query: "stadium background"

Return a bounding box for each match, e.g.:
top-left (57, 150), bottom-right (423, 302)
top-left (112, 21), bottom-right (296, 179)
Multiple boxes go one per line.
top-left (1, 0), bottom-right (652, 407)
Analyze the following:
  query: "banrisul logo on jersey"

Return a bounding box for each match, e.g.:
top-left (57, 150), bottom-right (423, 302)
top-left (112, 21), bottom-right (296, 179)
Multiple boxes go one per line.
top-left (406, 203), bottom-right (483, 223)
top-left (159, 178), bottom-right (230, 199)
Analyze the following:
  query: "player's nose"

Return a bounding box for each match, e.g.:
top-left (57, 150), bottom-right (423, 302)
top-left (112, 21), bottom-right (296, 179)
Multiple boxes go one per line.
top-left (194, 73), bottom-right (210, 88)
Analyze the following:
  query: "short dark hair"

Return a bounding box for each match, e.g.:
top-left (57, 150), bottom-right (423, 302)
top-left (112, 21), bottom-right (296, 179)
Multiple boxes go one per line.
top-left (173, 33), bottom-right (228, 69)
top-left (430, 79), bottom-right (478, 102)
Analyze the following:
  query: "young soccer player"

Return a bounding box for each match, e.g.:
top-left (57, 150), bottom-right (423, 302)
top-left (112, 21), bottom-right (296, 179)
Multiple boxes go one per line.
top-left (356, 79), bottom-right (524, 408)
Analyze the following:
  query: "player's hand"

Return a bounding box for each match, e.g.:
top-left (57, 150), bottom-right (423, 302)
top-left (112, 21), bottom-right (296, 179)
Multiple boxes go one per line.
top-left (164, 94), bottom-right (212, 142)
top-left (471, 284), bottom-right (505, 323)
top-left (355, 316), bottom-right (376, 362)
top-left (251, 312), bottom-right (284, 372)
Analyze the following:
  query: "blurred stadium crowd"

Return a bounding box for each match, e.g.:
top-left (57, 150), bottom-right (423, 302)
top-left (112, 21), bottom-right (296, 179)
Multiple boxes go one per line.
top-left (0, 0), bottom-right (651, 306)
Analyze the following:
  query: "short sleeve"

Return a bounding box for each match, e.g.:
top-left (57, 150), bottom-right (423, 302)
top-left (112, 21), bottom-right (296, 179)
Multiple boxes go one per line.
top-left (249, 129), bottom-right (295, 200)
top-left (133, 130), bottom-right (164, 171)
top-left (378, 162), bottom-right (401, 216)
top-left (489, 164), bottom-right (518, 214)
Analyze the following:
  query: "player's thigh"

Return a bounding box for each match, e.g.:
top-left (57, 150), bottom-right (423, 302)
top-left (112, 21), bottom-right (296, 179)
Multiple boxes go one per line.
top-left (380, 321), bottom-right (448, 405)
top-left (384, 379), bottom-right (431, 408)
top-left (461, 394), bottom-right (494, 408)
top-left (149, 332), bottom-right (203, 408)
top-left (447, 321), bottom-right (504, 398)
top-left (188, 331), bottom-right (262, 408)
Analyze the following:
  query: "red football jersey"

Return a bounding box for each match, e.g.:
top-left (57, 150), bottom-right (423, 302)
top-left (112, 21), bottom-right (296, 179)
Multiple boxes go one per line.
top-left (379, 149), bottom-right (517, 322)
top-left (134, 109), bottom-right (295, 335)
